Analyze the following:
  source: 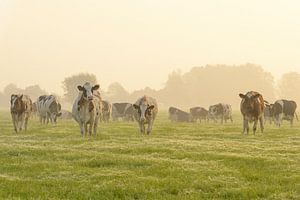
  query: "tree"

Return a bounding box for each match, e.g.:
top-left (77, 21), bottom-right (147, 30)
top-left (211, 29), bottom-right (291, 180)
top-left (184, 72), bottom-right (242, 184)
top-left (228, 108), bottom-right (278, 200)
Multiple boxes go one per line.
top-left (62, 73), bottom-right (98, 103)
top-left (278, 72), bottom-right (300, 103)
top-left (24, 85), bottom-right (47, 101)
top-left (106, 82), bottom-right (130, 102)
top-left (3, 83), bottom-right (22, 96)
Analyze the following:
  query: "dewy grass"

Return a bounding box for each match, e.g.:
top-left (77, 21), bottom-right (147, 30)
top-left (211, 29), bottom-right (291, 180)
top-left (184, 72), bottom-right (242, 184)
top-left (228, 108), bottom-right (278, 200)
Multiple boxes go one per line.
top-left (0, 110), bottom-right (299, 199)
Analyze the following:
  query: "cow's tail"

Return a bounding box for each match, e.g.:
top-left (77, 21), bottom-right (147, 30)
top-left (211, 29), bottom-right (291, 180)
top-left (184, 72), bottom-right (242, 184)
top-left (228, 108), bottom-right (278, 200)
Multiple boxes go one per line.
top-left (295, 112), bottom-right (299, 121)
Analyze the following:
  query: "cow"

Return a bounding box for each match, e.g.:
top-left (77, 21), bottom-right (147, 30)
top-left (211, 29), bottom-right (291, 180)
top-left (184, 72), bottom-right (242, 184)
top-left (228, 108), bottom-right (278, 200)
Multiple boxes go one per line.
top-left (100, 100), bottom-right (112, 122)
top-left (37, 95), bottom-right (62, 124)
top-left (10, 94), bottom-right (32, 133)
top-left (264, 103), bottom-right (274, 125)
top-left (72, 82), bottom-right (102, 136)
top-left (31, 101), bottom-right (38, 118)
top-left (133, 96), bottom-right (158, 134)
top-left (190, 107), bottom-right (208, 123)
top-left (111, 103), bottom-right (134, 121)
top-left (208, 103), bottom-right (233, 124)
top-left (239, 91), bottom-right (265, 134)
top-left (168, 107), bottom-right (190, 122)
top-left (271, 100), bottom-right (298, 127)
top-left (60, 110), bottom-right (73, 120)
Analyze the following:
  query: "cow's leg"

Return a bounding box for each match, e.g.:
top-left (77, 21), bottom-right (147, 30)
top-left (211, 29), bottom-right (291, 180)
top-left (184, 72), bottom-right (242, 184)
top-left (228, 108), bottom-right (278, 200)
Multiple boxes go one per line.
top-left (253, 119), bottom-right (258, 135)
top-left (147, 120), bottom-right (153, 135)
top-left (79, 122), bottom-right (85, 137)
top-left (11, 114), bottom-right (18, 133)
top-left (259, 117), bottom-right (264, 133)
top-left (230, 116), bottom-right (233, 123)
top-left (139, 122), bottom-right (145, 134)
top-left (93, 119), bottom-right (99, 136)
top-left (290, 116), bottom-right (294, 127)
top-left (243, 117), bottom-right (249, 134)
top-left (24, 115), bottom-right (29, 132)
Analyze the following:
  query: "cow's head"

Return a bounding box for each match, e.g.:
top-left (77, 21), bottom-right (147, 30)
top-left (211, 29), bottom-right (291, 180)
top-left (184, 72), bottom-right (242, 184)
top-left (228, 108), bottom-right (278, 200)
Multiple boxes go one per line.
top-left (10, 94), bottom-right (25, 113)
top-left (209, 105), bottom-right (218, 115)
top-left (133, 97), bottom-right (155, 122)
top-left (77, 82), bottom-right (100, 101)
top-left (239, 93), bottom-right (260, 111)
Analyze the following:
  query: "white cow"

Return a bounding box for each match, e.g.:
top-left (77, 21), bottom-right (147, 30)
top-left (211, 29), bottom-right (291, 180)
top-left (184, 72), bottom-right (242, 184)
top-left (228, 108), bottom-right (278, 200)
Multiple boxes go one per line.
top-left (37, 95), bottom-right (62, 124)
top-left (72, 82), bottom-right (102, 136)
top-left (133, 96), bottom-right (158, 135)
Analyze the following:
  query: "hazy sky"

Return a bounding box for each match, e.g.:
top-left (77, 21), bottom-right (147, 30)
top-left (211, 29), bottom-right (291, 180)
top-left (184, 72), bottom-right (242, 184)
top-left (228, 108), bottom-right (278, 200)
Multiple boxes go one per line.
top-left (1, 0), bottom-right (300, 94)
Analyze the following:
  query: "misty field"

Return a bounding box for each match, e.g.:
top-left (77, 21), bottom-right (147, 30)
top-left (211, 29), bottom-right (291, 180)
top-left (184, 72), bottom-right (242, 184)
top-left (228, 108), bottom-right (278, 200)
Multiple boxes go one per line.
top-left (0, 110), bottom-right (299, 200)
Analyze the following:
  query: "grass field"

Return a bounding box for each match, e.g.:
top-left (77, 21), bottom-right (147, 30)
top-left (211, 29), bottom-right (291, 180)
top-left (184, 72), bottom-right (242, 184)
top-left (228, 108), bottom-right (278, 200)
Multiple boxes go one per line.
top-left (0, 110), bottom-right (299, 199)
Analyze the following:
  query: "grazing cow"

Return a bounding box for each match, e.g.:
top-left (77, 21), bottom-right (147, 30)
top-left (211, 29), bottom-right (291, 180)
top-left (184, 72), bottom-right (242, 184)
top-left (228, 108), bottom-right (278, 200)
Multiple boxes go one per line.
top-left (239, 91), bottom-right (265, 134)
top-left (133, 96), bottom-right (158, 134)
top-left (271, 100), bottom-right (298, 127)
top-left (10, 94), bottom-right (32, 133)
top-left (100, 100), bottom-right (112, 122)
top-left (111, 103), bottom-right (134, 121)
top-left (168, 107), bottom-right (190, 122)
top-left (190, 107), bottom-right (208, 123)
top-left (72, 82), bottom-right (102, 136)
top-left (264, 103), bottom-right (274, 125)
top-left (208, 103), bottom-right (233, 124)
top-left (60, 110), bottom-right (73, 120)
top-left (37, 95), bottom-right (62, 124)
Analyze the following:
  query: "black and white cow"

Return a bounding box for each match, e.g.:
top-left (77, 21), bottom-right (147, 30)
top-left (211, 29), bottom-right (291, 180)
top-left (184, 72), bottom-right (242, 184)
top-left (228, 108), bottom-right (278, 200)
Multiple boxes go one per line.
top-left (271, 99), bottom-right (298, 127)
top-left (37, 95), bottom-right (62, 124)
top-left (72, 82), bottom-right (102, 136)
top-left (190, 107), bottom-right (208, 123)
top-left (208, 103), bottom-right (233, 124)
top-left (111, 103), bottom-right (134, 121)
top-left (10, 94), bottom-right (32, 133)
top-left (133, 96), bottom-right (158, 134)
top-left (168, 107), bottom-right (190, 122)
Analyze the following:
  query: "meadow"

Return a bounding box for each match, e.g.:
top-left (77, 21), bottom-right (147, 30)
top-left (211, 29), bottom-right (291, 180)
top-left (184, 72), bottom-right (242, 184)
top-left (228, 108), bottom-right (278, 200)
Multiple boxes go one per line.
top-left (0, 110), bottom-right (299, 199)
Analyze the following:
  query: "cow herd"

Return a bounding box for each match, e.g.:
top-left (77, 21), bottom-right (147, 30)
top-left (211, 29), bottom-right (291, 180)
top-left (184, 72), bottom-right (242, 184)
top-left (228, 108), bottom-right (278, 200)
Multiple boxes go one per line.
top-left (9, 83), bottom-right (298, 136)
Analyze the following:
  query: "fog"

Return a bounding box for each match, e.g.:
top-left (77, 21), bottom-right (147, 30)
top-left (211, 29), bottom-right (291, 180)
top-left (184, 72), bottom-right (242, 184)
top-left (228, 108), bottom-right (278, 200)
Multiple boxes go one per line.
top-left (1, 1), bottom-right (300, 109)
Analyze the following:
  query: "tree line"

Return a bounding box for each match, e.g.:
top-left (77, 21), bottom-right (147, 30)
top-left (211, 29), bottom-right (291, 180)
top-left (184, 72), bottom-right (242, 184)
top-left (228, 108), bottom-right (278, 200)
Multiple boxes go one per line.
top-left (1, 64), bottom-right (300, 109)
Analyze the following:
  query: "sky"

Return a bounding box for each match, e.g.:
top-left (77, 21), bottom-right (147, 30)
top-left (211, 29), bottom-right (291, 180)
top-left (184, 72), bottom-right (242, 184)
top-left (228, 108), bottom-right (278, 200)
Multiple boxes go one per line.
top-left (1, 0), bottom-right (300, 94)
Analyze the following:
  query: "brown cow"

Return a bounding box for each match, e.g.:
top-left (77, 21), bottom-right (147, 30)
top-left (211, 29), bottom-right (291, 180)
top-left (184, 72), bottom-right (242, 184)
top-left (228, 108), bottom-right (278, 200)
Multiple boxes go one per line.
top-left (10, 94), bottom-right (32, 133)
top-left (239, 91), bottom-right (265, 134)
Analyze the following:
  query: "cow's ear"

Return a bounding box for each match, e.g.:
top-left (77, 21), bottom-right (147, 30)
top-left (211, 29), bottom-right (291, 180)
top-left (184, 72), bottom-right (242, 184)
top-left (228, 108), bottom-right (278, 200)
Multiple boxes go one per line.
top-left (77, 85), bottom-right (84, 91)
top-left (92, 84), bottom-right (100, 90)
top-left (252, 94), bottom-right (260, 99)
top-left (133, 104), bottom-right (139, 109)
top-left (11, 94), bottom-right (15, 99)
top-left (148, 105), bottom-right (155, 110)
top-left (239, 93), bottom-right (246, 99)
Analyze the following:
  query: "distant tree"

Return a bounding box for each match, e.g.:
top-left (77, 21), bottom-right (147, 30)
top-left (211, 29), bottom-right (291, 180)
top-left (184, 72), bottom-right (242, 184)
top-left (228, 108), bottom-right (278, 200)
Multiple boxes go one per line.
top-left (106, 82), bottom-right (130, 102)
top-left (24, 85), bottom-right (47, 101)
top-left (3, 83), bottom-right (22, 96)
top-left (62, 73), bottom-right (98, 103)
top-left (278, 72), bottom-right (300, 103)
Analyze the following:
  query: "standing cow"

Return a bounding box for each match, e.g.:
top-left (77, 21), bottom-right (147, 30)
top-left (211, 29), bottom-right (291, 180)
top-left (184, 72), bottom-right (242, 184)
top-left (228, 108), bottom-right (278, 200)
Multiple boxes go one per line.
top-left (239, 91), bottom-right (265, 134)
top-left (72, 82), bottom-right (102, 136)
top-left (208, 103), bottom-right (233, 124)
top-left (133, 96), bottom-right (158, 134)
top-left (264, 103), bottom-right (274, 125)
top-left (112, 103), bottom-right (134, 121)
top-left (37, 95), bottom-right (62, 124)
top-left (10, 94), bottom-right (32, 133)
top-left (190, 107), bottom-right (208, 123)
top-left (101, 100), bottom-right (112, 122)
top-left (272, 100), bottom-right (298, 127)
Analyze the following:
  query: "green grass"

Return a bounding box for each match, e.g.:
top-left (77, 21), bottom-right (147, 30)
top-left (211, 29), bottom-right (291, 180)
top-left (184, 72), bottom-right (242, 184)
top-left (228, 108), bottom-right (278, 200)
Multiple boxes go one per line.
top-left (0, 110), bottom-right (299, 199)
